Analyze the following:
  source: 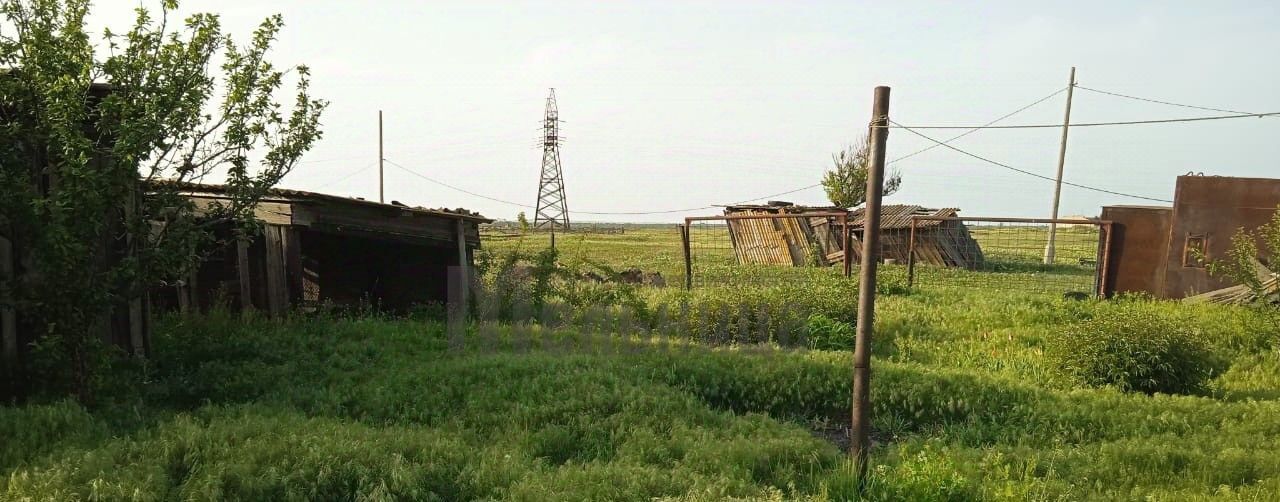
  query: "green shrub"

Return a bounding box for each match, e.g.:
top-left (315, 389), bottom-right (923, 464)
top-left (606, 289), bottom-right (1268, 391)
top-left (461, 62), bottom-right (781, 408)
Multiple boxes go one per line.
top-left (1047, 308), bottom-right (1222, 394)
top-left (805, 313), bottom-right (855, 351)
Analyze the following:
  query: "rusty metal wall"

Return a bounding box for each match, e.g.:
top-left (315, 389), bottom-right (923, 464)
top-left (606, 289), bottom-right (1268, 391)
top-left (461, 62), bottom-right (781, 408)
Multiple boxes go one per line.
top-left (1100, 205), bottom-right (1173, 297)
top-left (1162, 176), bottom-right (1280, 298)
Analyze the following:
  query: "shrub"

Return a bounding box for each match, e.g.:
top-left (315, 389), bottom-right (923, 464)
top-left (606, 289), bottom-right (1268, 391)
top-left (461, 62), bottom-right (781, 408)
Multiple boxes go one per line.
top-left (1047, 308), bottom-right (1222, 394)
top-left (805, 313), bottom-right (855, 351)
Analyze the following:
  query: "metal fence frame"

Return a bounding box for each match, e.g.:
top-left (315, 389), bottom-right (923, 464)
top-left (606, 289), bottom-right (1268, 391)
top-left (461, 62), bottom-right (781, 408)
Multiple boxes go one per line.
top-left (682, 212), bottom-right (853, 289)
top-left (906, 215), bottom-right (1114, 296)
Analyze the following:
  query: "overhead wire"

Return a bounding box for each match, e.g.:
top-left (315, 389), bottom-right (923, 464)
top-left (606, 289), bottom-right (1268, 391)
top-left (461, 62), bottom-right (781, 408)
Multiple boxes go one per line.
top-left (884, 111), bottom-right (1279, 129)
top-left (889, 119), bottom-right (1173, 203)
top-left (727, 86), bottom-right (1072, 205)
top-left (312, 161), bottom-right (378, 190)
top-left (380, 83), bottom-right (1274, 214)
top-left (1074, 85), bottom-right (1256, 116)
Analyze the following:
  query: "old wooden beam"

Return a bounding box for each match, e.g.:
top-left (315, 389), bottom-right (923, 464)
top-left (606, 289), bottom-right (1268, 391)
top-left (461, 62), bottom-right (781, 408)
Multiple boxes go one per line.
top-left (236, 237), bottom-right (253, 311)
top-left (455, 219), bottom-right (470, 316)
top-left (282, 227), bottom-right (303, 305)
top-left (263, 225), bottom-right (288, 316)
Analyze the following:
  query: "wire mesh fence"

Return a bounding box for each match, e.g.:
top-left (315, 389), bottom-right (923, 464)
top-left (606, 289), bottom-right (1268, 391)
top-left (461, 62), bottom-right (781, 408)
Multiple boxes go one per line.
top-left (906, 216), bottom-right (1111, 297)
top-left (682, 213), bottom-right (853, 289)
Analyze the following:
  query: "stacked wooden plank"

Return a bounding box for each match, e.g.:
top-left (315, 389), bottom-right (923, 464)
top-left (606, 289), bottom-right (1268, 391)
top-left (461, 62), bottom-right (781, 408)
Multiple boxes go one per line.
top-left (1184, 258), bottom-right (1280, 305)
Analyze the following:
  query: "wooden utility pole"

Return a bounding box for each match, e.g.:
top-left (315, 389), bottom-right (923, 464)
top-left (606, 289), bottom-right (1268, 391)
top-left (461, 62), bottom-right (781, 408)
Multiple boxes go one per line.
top-left (852, 86), bottom-right (890, 479)
top-left (1044, 67), bottom-right (1076, 264)
top-left (378, 110), bottom-right (385, 204)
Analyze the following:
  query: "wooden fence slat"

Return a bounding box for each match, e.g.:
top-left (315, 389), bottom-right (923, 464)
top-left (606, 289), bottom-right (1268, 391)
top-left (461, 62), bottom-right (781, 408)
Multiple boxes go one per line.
top-left (263, 225), bottom-right (288, 316)
top-left (282, 227), bottom-right (303, 305)
top-left (236, 238), bottom-right (253, 311)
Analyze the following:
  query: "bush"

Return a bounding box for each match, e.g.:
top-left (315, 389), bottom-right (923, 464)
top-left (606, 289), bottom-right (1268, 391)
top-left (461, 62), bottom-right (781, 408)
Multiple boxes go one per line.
top-left (805, 313), bottom-right (855, 351)
top-left (1047, 308), bottom-right (1222, 395)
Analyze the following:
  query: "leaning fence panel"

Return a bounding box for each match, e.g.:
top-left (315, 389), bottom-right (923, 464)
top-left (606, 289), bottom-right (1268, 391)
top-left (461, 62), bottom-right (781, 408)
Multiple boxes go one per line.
top-left (683, 213), bottom-right (853, 289)
top-left (906, 216), bottom-right (1112, 297)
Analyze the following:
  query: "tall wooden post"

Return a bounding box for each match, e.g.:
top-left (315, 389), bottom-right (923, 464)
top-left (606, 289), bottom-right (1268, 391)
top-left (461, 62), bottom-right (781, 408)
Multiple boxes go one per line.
top-left (378, 110), bottom-right (385, 204)
top-left (906, 218), bottom-right (918, 288)
top-left (456, 219), bottom-right (470, 317)
top-left (852, 86), bottom-right (890, 479)
top-left (1045, 66), bottom-right (1076, 264)
top-left (681, 223), bottom-right (693, 290)
top-left (236, 238), bottom-right (254, 312)
top-left (841, 215), bottom-right (852, 278)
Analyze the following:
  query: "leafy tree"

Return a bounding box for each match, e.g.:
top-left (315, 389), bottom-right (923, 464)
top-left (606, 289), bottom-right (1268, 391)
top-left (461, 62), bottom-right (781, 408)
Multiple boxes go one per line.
top-left (1209, 205), bottom-right (1280, 303)
top-left (0, 0), bottom-right (326, 400)
top-left (517, 211), bottom-right (530, 234)
top-left (821, 137), bottom-right (901, 209)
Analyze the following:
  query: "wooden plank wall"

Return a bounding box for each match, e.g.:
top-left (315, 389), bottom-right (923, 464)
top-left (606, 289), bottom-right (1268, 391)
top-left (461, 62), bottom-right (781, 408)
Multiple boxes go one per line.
top-left (263, 224), bottom-right (289, 316)
top-left (236, 238), bottom-right (253, 311)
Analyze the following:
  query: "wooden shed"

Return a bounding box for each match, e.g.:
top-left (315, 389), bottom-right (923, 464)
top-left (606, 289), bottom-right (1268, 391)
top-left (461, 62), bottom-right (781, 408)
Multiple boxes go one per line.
top-left (721, 203), bottom-right (848, 266)
top-left (849, 205), bottom-right (984, 269)
top-left (158, 183), bottom-right (492, 315)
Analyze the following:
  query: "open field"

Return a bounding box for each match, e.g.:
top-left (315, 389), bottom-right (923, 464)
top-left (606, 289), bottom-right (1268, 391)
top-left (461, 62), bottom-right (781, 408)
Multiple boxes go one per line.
top-left (4, 228), bottom-right (1280, 500)
top-left (484, 223), bottom-right (1103, 295)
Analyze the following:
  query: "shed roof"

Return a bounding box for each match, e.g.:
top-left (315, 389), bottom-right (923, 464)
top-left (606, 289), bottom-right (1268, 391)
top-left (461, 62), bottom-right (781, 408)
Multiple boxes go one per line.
top-left (849, 205), bottom-right (959, 230)
top-left (151, 181), bottom-right (493, 223)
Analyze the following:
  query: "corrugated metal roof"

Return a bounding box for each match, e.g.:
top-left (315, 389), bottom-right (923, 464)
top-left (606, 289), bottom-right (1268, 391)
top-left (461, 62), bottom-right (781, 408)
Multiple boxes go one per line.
top-left (149, 180), bottom-right (493, 223)
top-left (849, 205), bottom-right (959, 230)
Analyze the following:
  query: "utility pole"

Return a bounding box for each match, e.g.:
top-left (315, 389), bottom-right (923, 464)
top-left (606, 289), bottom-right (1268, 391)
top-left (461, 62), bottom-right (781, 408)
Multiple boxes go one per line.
top-left (852, 85), bottom-right (889, 483)
top-left (1044, 67), bottom-right (1076, 264)
top-left (378, 110), bottom-right (385, 204)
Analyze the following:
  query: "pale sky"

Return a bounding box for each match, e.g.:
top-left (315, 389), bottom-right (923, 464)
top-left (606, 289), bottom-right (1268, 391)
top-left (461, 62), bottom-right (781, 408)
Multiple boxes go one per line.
top-left (93, 1), bottom-right (1280, 222)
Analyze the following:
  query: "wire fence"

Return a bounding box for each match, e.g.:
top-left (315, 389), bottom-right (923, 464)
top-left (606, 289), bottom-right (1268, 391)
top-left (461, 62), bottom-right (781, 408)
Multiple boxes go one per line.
top-left (680, 212), bottom-right (1111, 297)
top-left (682, 213), bottom-right (852, 289)
top-left (906, 216), bottom-right (1111, 297)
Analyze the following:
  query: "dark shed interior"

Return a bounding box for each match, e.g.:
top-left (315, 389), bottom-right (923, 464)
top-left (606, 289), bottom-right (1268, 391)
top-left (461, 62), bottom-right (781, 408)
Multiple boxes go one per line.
top-left (155, 184), bottom-right (491, 315)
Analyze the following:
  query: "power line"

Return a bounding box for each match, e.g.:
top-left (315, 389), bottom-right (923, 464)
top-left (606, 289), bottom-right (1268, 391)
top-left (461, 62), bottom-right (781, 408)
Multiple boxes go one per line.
top-left (888, 86), bottom-right (1067, 164)
top-left (385, 159), bottom-right (531, 208)
top-left (1075, 85), bottom-right (1255, 116)
top-left (386, 158), bottom-right (718, 215)
top-left (730, 87), bottom-right (1073, 205)
top-left (313, 161), bottom-right (378, 190)
top-left (884, 111), bottom-right (1279, 130)
top-left (889, 119), bottom-right (1173, 203)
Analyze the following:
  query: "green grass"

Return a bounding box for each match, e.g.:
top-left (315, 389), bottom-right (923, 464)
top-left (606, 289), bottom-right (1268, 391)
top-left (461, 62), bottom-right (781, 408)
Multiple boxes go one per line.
top-left (4, 226), bottom-right (1280, 500)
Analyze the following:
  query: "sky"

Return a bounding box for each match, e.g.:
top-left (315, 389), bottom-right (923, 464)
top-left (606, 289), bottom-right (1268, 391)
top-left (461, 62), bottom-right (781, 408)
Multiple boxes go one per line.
top-left (90, 0), bottom-right (1280, 223)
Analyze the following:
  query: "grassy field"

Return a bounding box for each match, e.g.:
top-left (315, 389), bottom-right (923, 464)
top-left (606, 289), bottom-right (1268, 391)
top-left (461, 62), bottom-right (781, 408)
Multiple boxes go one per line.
top-left (3, 226), bottom-right (1280, 500)
top-left (484, 224), bottom-right (1102, 295)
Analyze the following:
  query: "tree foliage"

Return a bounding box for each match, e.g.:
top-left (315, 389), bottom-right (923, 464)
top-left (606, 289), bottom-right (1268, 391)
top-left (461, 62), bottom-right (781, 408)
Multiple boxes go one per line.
top-left (1209, 205), bottom-right (1280, 303)
top-left (821, 138), bottom-right (901, 209)
top-left (0, 0), bottom-right (326, 400)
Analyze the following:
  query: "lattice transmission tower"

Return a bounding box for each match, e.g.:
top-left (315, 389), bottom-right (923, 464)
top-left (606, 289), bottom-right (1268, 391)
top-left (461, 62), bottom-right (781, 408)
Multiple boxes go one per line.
top-left (533, 88), bottom-right (570, 230)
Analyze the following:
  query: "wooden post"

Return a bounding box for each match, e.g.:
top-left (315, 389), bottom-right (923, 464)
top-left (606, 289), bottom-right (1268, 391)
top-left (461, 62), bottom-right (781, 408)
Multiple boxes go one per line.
top-left (236, 237), bottom-right (253, 311)
top-left (907, 218), bottom-right (918, 288)
top-left (187, 268), bottom-right (199, 312)
top-left (455, 219), bottom-right (470, 318)
top-left (123, 189), bottom-right (148, 357)
top-left (282, 228), bottom-right (303, 305)
top-left (263, 225), bottom-right (287, 316)
top-left (1, 235), bottom-right (16, 367)
top-left (378, 110), bottom-right (385, 204)
top-left (852, 85), bottom-right (890, 479)
top-left (1045, 66), bottom-right (1076, 264)
top-left (841, 215), bottom-right (852, 278)
top-left (128, 297), bottom-right (146, 356)
top-left (1098, 222), bottom-right (1114, 297)
top-left (681, 223), bottom-right (693, 290)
